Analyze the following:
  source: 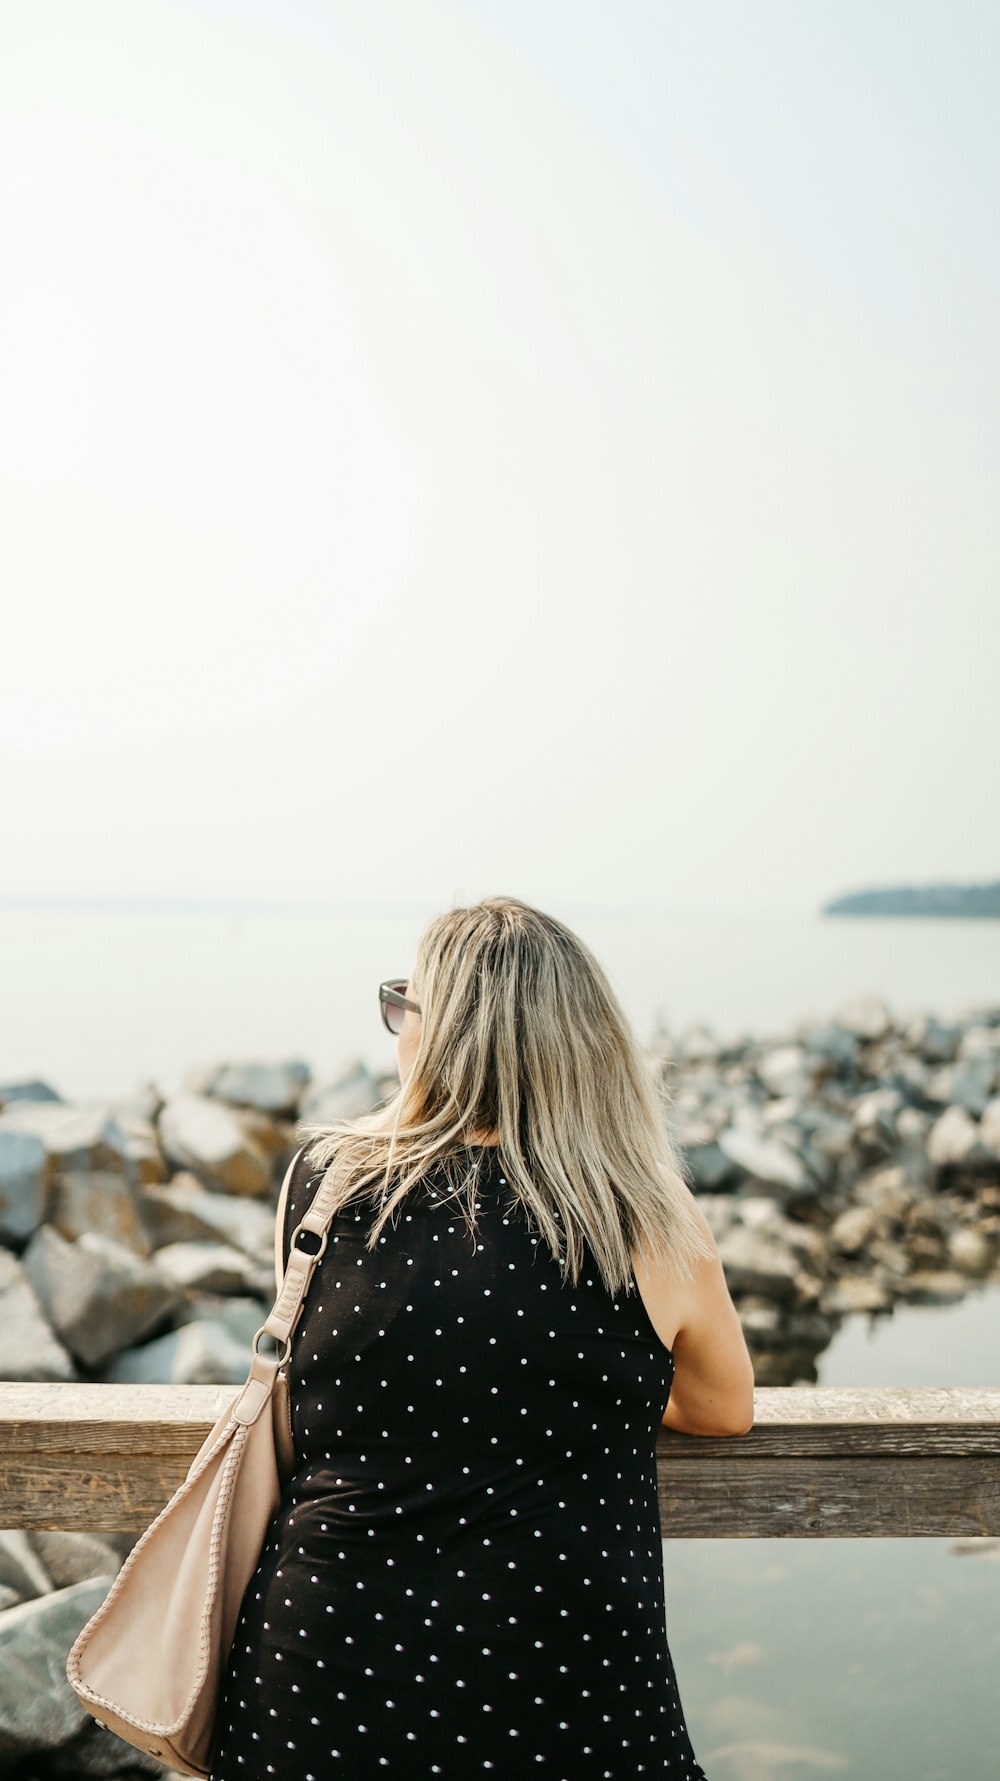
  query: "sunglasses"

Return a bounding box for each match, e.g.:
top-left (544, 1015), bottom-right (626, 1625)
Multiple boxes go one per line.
top-left (379, 978), bottom-right (421, 1036)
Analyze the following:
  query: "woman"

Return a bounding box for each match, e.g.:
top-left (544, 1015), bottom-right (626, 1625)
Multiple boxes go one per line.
top-left (209, 895), bottom-right (754, 1780)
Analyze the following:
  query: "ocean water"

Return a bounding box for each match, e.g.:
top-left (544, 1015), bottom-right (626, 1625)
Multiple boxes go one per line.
top-left (1, 900), bottom-right (998, 1102)
top-left (666, 1285), bottom-right (1000, 1781)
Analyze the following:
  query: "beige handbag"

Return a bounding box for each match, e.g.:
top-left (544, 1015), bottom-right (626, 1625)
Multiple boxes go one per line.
top-left (65, 1142), bottom-right (338, 1778)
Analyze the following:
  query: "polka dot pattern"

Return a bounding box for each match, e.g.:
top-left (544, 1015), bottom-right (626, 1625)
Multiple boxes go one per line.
top-left (208, 1145), bottom-right (707, 1778)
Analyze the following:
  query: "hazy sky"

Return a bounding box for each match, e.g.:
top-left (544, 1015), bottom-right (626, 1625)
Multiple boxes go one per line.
top-left (3, 1), bottom-right (997, 916)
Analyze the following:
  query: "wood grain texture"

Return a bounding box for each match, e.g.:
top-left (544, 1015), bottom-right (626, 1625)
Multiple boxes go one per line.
top-left (0, 1383), bottom-right (997, 1534)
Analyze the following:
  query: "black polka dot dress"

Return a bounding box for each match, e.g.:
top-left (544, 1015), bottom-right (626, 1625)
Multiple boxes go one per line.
top-left (208, 1144), bottom-right (708, 1780)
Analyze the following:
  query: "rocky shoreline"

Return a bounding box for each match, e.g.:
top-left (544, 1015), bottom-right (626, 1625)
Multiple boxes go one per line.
top-left (1, 994), bottom-right (999, 1776)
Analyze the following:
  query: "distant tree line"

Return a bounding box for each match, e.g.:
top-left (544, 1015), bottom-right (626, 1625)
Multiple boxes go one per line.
top-left (822, 880), bottom-right (1000, 918)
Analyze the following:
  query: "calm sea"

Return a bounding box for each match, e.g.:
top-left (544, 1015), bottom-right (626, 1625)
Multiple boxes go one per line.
top-left (2, 900), bottom-right (999, 1101)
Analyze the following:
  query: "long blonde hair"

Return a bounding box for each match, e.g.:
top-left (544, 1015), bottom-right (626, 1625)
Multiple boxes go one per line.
top-left (297, 895), bottom-right (714, 1297)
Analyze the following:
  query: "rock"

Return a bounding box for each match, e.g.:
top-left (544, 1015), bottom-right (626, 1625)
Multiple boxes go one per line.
top-left (804, 1114), bottom-right (856, 1172)
top-left (0, 1128), bottom-right (48, 1246)
top-left (820, 1275), bottom-right (894, 1314)
top-left (927, 1058), bottom-right (996, 1117)
top-left (98, 1318), bottom-right (255, 1385)
top-left (895, 1107), bottom-right (934, 1189)
top-left (48, 1718), bottom-right (168, 1775)
top-left (21, 1227), bottom-right (181, 1369)
top-left (156, 1095), bottom-right (271, 1197)
top-left (834, 994), bottom-right (894, 1042)
top-left (926, 1106), bottom-right (996, 1173)
top-left (0, 1078), bottom-right (63, 1106)
top-left (869, 1237), bottom-right (914, 1282)
top-left (717, 1128), bottom-right (809, 1196)
top-left (0, 1574), bottom-right (117, 1764)
top-left (680, 1139), bottom-right (734, 1191)
top-left (690, 1194), bottom-right (740, 1240)
top-left (981, 1098), bottom-right (1000, 1159)
top-left (183, 1058), bottom-right (310, 1116)
top-left (905, 1014), bottom-right (964, 1063)
top-left (798, 1021), bottom-right (859, 1074)
top-left (0, 1101), bottom-right (133, 1174)
top-left (830, 1206), bottom-right (879, 1255)
top-left (673, 1025), bottom-right (724, 1065)
top-left (946, 1227), bottom-right (994, 1275)
top-left (100, 1103), bottom-right (166, 1185)
top-left (759, 1096), bottom-right (802, 1129)
top-left (299, 1059), bottom-right (382, 1123)
top-left (853, 1164), bottom-right (914, 1225)
top-left (0, 1251), bottom-right (78, 1382)
top-left (49, 1168), bottom-right (153, 1259)
top-left (0, 1530), bottom-right (53, 1602)
top-left (889, 1052), bottom-right (934, 1100)
top-left (736, 1299), bottom-right (783, 1342)
top-left (851, 1089), bottom-right (902, 1154)
top-left (173, 1293), bottom-right (272, 1348)
top-left (896, 1269), bottom-right (970, 1303)
top-left (149, 1240), bottom-right (273, 1298)
top-left (755, 1046), bottom-right (814, 1100)
top-left (236, 1107), bottom-right (297, 1167)
top-left (956, 1024), bottom-right (1000, 1064)
top-left (138, 1173), bottom-right (278, 1264)
top-left (716, 1226), bottom-right (800, 1301)
top-left (26, 1532), bottom-right (124, 1591)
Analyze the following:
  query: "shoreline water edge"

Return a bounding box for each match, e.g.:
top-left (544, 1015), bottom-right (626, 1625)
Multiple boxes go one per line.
top-left (1, 992), bottom-right (999, 1776)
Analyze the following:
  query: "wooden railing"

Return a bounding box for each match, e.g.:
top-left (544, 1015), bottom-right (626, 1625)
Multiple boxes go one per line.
top-left (0, 1384), bottom-right (997, 1538)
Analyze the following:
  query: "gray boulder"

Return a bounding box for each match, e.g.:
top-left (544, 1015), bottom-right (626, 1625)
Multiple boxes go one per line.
top-left (716, 1225), bottom-right (800, 1302)
top-left (926, 1106), bottom-right (996, 1173)
top-left (149, 1240), bottom-right (273, 1298)
top-left (0, 1128), bottom-right (48, 1246)
top-left (0, 1530), bottom-right (53, 1602)
top-left (0, 1574), bottom-right (117, 1764)
top-left (49, 1168), bottom-right (153, 1259)
top-left (956, 1024), bottom-right (1000, 1064)
top-left (980, 1097), bottom-right (1000, 1160)
top-left (184, 1058), bottom-right (310, 1116)
top-left (851, 1088), bottom-right (902, 1153)
top-left (946, 1226), bottom-right (994, 1275)
top-left (21, 1228), bottom-right (180, 1369)
top-left (299, 1059), bottom-right (382, 1123)
top-left (0, 1251), bottom-right (77, 1382)
top-left (798, 1022), bottom-right (858, 1073)
top-left (156, 1095), bottom-right (271, 1198)
top-left (927, 1057), bottom-right (996, 1118)
top-left (830, 1205), bottom-right (879, 1255)
top-left (138, 1173), bottom-right (277, 1264)
top-left (0, 1078), bottom-right (63, 1106)
top-left (905, 1014), bottom-right (964, 1063)
top-left (681, 1138), bottom-right (735, 1191)
top-left (173, 1293), bottom-right (273, 1347)
top-left (98, 1318), bottom-right (254, 1385)
top-left (26, 1532), bottom-right (124, 1592)
top-left (717, 1127), bottom-right (809, 1196)
top-left (755, 1045), bottom-right (814, 1100)
top-left (834, 994), bottom-right (894, 1042)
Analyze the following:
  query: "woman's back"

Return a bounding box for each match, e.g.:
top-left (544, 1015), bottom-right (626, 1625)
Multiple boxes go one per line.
top-left (209, 1142), bottom-right (708, 1779)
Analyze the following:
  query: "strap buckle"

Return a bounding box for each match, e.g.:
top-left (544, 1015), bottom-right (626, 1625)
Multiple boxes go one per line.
top-left (290, 1219), bottom-right (329, 1262)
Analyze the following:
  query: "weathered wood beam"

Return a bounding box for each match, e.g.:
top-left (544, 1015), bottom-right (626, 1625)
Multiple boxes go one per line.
top-left (0, 1384), bottom-right (997, 1536)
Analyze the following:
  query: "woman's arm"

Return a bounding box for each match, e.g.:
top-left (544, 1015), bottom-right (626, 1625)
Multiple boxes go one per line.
top-left (646, 1198), bottom-right (756, 1437)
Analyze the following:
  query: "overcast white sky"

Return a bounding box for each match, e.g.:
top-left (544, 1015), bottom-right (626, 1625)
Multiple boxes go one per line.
top-left (2, 0), bottom-right (997, 917)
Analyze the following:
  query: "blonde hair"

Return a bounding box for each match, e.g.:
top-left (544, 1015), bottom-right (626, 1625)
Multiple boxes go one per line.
top-left (297, 894), bottom-right (714, 1297)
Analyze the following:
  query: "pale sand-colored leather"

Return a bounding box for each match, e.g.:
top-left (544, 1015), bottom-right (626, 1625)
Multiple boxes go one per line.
top-left (64, 1141), bottom-right (345, 1778)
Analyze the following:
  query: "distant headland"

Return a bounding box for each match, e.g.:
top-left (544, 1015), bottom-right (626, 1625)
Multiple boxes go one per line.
top-left (822, 879), bottom-right (1000, 918)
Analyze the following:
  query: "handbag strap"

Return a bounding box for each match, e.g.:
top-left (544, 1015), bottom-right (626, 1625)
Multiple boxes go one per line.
top-left (255, 1144), bottom-right (350, 1359)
